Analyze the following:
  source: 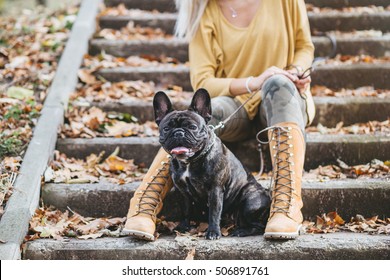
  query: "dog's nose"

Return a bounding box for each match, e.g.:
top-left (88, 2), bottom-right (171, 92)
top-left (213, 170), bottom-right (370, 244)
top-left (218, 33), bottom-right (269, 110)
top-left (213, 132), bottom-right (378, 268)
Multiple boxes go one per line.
top-left (174, 130), bottom-right (185, 138)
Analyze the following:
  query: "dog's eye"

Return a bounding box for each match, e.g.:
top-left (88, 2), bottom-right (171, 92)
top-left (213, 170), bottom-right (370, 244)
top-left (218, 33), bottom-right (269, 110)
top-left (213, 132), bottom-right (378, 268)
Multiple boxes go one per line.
top-left (189, 124), bottom-right (198, 130)
top-left (163, 127), bottom-right (170, 132)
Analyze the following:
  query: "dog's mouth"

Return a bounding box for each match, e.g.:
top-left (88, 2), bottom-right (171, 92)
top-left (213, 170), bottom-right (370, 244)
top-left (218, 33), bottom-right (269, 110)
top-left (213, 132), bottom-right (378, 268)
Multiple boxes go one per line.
top-left (170, 146), bottom-right (195, 158)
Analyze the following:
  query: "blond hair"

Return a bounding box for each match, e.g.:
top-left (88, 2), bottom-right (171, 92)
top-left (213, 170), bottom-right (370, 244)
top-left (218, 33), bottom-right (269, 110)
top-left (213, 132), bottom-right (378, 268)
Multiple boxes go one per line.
top-left (174, 0), bottom-right (209, 41)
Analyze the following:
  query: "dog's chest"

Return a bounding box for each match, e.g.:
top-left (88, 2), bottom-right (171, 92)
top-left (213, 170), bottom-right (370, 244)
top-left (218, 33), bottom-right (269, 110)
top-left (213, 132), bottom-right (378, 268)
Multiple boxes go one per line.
top-left (172, 162), bottom-right (206, 198)
top-left (181, 165), bottom-right (190, 182)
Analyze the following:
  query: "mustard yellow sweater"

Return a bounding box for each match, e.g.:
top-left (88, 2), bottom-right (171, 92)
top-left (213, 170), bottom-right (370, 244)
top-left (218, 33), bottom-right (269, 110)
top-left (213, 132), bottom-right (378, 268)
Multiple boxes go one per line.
top-left (189, 0), bottom-right (315, 123)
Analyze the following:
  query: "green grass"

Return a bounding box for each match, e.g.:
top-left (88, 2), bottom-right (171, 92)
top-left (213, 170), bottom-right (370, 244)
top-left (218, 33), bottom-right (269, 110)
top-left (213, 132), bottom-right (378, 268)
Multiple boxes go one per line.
top-left (0, 132), bottom-right (24, 158)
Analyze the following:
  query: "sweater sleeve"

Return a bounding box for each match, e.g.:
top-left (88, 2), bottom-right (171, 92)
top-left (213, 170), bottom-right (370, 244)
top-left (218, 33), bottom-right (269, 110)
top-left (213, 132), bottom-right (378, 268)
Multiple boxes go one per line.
top-left (188, 14), bottom-right (233, 98)
top-left (292, 0), bottom-right (314, 70)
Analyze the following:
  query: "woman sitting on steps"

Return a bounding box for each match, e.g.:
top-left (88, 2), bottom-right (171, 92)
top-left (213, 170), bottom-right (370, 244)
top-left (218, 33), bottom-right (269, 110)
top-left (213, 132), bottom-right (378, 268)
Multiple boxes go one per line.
top-left (122, 0), bottom-right (315, 241)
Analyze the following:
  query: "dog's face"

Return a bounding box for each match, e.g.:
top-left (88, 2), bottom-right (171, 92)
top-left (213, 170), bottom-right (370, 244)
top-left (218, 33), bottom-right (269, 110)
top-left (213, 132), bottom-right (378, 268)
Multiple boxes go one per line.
top-left (153, 89), bottom-right (212, 160)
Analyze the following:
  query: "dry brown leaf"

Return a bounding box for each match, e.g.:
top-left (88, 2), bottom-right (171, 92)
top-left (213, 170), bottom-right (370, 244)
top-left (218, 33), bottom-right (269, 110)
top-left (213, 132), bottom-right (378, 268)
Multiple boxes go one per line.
top-left (77, 232), bottom-right (104, 240)
top-left (221, 224), bottom-right (235, 237)
top-left (185, 247), bottom-right (196, 260)
top-left (101, 155), bottom-right (137, 172)
top-left (105, 121), bottom-right (135, 137)
top-left (327, 212), bottom-right (345, 225)
top-left (78, 69), bottom-right (97, 85)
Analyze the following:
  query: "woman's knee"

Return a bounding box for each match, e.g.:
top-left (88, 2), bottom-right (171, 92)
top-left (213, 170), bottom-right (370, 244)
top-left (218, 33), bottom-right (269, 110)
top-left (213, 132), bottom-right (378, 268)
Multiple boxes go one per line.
top-left (261, 74), bottom-right (297, 100)
top-left (260, 75), bottom-right (307, 129)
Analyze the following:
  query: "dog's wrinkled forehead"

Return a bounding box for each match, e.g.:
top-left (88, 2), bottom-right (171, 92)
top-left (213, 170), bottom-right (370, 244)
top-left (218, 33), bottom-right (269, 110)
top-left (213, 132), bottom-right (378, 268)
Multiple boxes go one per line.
top-left (160, 110), bottom-right (205, 127)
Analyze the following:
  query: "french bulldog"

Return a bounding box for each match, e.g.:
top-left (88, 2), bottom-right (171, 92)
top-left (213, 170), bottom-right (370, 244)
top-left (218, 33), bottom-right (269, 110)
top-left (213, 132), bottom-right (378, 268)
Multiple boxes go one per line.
top-left (153, 88), bottom-right (270, 240)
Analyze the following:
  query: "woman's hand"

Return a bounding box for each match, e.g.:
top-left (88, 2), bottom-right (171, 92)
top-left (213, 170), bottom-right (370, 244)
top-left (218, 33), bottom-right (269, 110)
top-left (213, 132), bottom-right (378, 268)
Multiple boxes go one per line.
top-left (294, 75), bottom-right (311, 94)
top-left (286, 68), bottom-right (311, 94)
top-left (251, 66), bottom-right (299, 90)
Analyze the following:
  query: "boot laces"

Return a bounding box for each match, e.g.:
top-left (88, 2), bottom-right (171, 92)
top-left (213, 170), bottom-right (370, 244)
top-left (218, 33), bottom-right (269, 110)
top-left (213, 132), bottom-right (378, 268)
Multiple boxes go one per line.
top-left (257, 126), bottom-right (294, 215)
top-left (136, 162), bottom-right (169, 217)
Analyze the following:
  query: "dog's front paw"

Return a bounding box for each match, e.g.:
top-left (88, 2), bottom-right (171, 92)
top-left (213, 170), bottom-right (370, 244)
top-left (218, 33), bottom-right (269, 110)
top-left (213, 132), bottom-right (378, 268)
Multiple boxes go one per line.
top-left (205, 227), bottom-right (221, 240)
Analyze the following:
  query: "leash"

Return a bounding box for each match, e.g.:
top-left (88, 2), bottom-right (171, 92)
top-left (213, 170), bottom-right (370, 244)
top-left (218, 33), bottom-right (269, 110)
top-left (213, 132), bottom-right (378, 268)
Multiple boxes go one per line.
top-left (208, 88), bottom-right (260, 132)
top-left (207, 88), bottom-right (265, 176)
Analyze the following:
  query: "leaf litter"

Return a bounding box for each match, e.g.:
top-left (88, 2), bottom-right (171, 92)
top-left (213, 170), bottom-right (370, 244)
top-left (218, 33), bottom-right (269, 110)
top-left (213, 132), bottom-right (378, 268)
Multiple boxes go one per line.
top-left (306, 120), bottom-right (390, 136)
top-left (25, 205), bottom-right (126, 241)
top-left (25, 207), bottom-right (390, 243)
top-left (303, 212), bottom-right (390, 235)
top-left (307, 159), bottom-right (390, 180)
top-left (95, 21), bottom-right (172, 41)
top-left (71, 79), bottom-right (192, 104)
top-left (46, 148), bottom-right (147, 185)
top-left (60, 106), bottom-right (159, 138)
top-left (311, 85), bottom-right (390, 98)
top-left (1, 5), bottom-right (77, 220)
top-left (255, 159), bottom-right (390, 181)
top-left (98, 4), bottom-right (172, 17)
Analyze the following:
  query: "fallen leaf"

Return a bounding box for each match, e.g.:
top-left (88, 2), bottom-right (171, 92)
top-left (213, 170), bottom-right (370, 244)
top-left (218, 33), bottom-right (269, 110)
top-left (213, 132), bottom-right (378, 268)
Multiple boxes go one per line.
top-left (77, 232), bottom-right (104, 240)
top-left (6, 86), bottom-right (34, 99)
top-left (78, 69), bottom-right (97, 85)
top-left (185, 247), bottom-right (196, 260)
top-left (101, 155), bottom-right (137, 172)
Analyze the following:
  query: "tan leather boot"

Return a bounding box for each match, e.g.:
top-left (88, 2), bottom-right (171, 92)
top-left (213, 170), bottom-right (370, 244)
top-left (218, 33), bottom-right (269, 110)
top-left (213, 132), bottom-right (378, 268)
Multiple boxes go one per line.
top-left (263, 122), bottom-right (305, 239)
top-left (122, 148), bottom-right (173, 241)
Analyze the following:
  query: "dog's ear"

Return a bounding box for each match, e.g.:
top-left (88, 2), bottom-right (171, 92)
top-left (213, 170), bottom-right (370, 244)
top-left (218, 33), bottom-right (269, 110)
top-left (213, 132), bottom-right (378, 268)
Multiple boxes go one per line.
top-left (153, 91), bottom-right (173, 125)
top-left (189, 88), bottom-right (212, 123)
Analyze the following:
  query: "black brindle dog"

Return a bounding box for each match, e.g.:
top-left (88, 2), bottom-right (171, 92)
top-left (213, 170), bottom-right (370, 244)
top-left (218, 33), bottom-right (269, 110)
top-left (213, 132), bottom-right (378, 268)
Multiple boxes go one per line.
top-left (153, 88), bottom-right (270, 240)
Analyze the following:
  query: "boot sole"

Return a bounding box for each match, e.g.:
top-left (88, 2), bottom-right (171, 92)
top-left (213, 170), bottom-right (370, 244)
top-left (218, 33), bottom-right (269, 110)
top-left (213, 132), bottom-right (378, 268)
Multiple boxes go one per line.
top-left (122, 229), bottom-right (155, 241)
top-left (264, 225), bottom-right (302, 240)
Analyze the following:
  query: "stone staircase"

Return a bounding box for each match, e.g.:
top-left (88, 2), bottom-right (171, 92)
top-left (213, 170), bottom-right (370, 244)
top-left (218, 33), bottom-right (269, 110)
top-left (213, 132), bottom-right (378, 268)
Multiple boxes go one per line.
top-left (23, 0), bottom-right (390, 259)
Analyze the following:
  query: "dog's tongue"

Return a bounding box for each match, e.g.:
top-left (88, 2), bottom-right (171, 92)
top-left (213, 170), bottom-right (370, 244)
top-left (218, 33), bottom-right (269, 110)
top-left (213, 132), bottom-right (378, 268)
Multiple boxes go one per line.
top-left (171, 147), bottom-right (190, 155)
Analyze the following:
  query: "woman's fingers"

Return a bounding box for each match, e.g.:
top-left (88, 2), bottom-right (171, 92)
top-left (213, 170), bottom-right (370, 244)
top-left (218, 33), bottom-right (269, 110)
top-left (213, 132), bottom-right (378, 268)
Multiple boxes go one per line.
top-left (295, 76), bottom-right (311, 93)
top-left (266, 67), bottom-right (298, 82)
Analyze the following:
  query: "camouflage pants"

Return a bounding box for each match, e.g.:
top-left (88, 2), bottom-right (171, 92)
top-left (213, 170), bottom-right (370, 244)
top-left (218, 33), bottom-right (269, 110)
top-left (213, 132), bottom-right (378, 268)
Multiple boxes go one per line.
top-left (209, 75), bottom-right (308, 142)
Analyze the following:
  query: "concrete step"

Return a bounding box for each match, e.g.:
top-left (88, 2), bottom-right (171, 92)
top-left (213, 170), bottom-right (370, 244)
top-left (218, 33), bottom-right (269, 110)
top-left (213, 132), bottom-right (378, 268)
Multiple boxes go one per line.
top-left (309, 11), bottom-right (390, 33)
top-left (103, 0), bottom-right (390, 11)
top-left (306, 0), bottom-right (390, 8)
top-left (23, 233), bottom-right (390, 260)
top-left (56, 134), bottom-right (390, 171)
top-left (104, 0), bottom-right (176, 12)
top-left (89, 36), bottom-right (390, 60)
top-left (86, 96), bottom-right (390, 127)
top-left (98, 12), bottom-right (390, 33)
top-left (42, 179), bottom-right (390, 220)
top-left (95, 63), bottom-right (390, 91)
